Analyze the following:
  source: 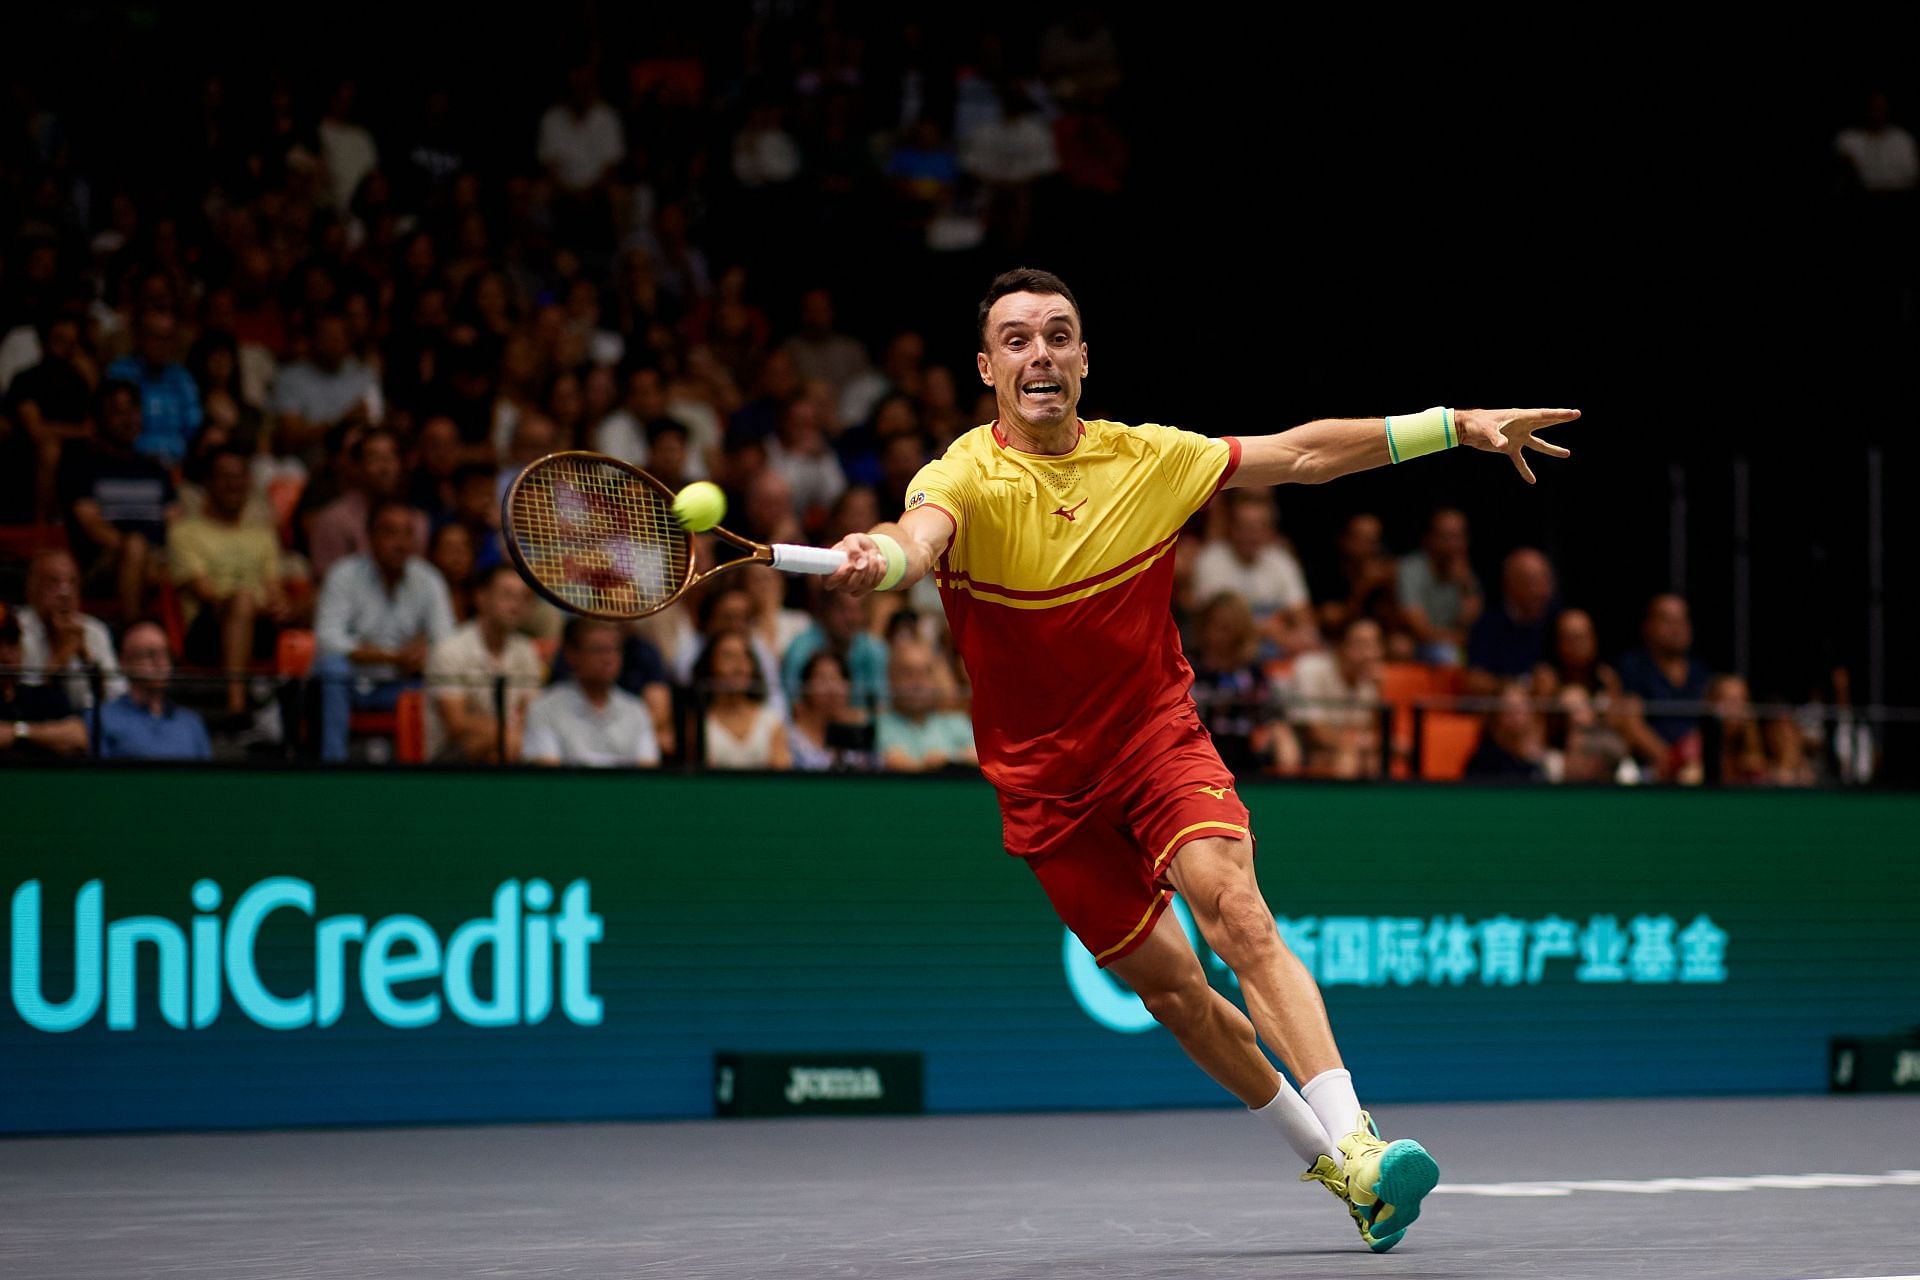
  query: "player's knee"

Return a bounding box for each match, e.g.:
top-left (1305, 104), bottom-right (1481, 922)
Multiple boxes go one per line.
top-left (1139, 981), bottom-right (1206, 1034)
top-left (1210, 887), bottom-right (1279, 967)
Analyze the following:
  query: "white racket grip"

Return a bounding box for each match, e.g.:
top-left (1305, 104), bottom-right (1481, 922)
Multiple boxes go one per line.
top-left (771, 543), bottom-right (848, 576)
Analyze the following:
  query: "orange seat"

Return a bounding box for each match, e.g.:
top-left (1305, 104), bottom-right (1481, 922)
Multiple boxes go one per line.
top-left (533, 635), bottom-right (559, 669)
top-left (276, 628), bottom-right (317, 677)
top-left (1379, 662), bottom-right (1439, 779)
top-left (394, 689), bottom-right (426, 763)
top-left (1419, 711), bottom-right (1483, 781)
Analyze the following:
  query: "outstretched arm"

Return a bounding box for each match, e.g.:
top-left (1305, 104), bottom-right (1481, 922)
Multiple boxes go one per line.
top-left (824, 504), bottom-right (956, 596)
top-left (1226, 407), bottom-right (1580, 489)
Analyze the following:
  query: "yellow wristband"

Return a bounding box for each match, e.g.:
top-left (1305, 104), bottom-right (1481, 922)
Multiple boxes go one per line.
top-left (871, 533), bottom-right (907, 592)
top-left (1385, 406), bottom-right (1456, 463)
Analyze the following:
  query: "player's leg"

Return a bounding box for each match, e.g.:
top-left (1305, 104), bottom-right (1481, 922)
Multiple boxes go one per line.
top-left (1166, 834), bottom-right (1437, 1248)
top-left (1105, 902), bottom-right (1333, 1169)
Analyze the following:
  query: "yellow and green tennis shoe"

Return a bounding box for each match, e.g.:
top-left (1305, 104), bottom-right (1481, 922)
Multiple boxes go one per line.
top-left (1299, 1111), bottom-right (1438, 1253)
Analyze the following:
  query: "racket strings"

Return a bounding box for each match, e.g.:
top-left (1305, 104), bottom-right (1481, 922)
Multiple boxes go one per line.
top-left (508, 456), bottom-right (690, 616)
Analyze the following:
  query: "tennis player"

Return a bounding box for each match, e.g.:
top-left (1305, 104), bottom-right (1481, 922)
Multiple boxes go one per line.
top-left (824, 268), bottom-right (1578, 1252)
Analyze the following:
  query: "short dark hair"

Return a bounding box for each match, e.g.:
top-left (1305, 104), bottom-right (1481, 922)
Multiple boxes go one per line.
top-left (645, 416), bottom-right (689, 446)
top-left (452, 462), bottom-right (496, 489)
top-left (976, 268), bottom-right (1081, 351)
top-left (366, 496), bottom-right (418, 536)
top-left (351, 427), bottom-right (400, 462)
top-left (473, 563), bottom-right (522, 593)
top-left (95, 378), bottom-right (139, 417)
top-left (563, 616), bottom-right (621, 650)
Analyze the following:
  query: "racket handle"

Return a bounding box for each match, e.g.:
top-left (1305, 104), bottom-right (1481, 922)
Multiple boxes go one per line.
top-left (771, 544), bottom-right (848, 576)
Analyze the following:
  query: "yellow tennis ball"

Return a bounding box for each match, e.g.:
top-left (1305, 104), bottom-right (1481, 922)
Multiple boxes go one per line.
top-left (672, 480), bottom-right (727, 532)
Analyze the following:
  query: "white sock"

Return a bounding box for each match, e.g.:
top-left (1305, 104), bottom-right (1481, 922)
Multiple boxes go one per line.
top-left (1250, 1076), bottom-right (1333, 1168)
top-left (1301, 1067), bottom-right (1365, 1168)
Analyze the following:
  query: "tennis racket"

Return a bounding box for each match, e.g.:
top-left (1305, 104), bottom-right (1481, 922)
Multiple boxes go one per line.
top-left (501, 450), bottom-right (847, 621)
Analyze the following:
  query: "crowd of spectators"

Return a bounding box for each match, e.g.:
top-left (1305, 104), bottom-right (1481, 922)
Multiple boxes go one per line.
top-left (0, 26), bottom-right (1875, 784)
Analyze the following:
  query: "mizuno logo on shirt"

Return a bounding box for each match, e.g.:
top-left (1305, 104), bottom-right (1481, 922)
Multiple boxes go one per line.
top-left (1051, 499), bottom-right (1088, 522)
top-left (1194, 785), bottom-right (1230, 799)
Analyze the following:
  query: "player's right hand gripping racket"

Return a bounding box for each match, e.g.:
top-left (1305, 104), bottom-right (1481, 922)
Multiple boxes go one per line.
top-left (502, 450), bottom-right (848, 620)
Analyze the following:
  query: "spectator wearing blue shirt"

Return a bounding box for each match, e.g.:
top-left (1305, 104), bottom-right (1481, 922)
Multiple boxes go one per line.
top-left (106, 310), bottom-right (202, 467)
top-left (1617, 593), bottom-right (1713, 777)
top-left (782, 590), bottom-right (888, 709)
top-left (1465, 548), bottom-right (1559, 694)
top-left (99, 621), bottom-right (212, 761)
top-left (313, 499), bottom-right (457, 761)
top-left (876, 638), bottom-right (975, 772)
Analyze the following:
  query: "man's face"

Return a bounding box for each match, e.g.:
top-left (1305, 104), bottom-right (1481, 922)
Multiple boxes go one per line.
top-left (1429, 511), bottom-right (1468, 563)
top-left (1339, 620), bottom-right (1385, 685)
top-left (651, 432), bottom-right (688, 479)
top-left (420, 419), bottom-right (459, 476)
top-left (45, 319), bottom-right (79, 362)
top-left (511, 416), bottom-right (556, 465)
top-left (477, 571), bottom-right (531, 632)
top-left (570, 625), bottom-right (623, 687)
top-left (28, 553), bottom-right (79, 621)
top-left (1228, 502), bottom-right (1273, 560)
top-left (747, 471), bottom-right (792, 531)
top-left (121, 624), bottom-right (173, 689)
top-left (822, 591), bottom-right (864, 644)
top-left (705, 591), bottom-right (752, 635)
top-left (1340, 515), bottom-right (1382, 561)
top-left (313, 317), bottom-right (350, 368)
top-left (1555, 610), bottom-right (1597, 668)
top-left (139, 312), bottom-right (175, 366)
top-left (102, 389), bottom-right (141, 446)
top-left (371, 509), bottom-right (415, 573)
top-left (457, 475), bottom-right (496, 524)
top-left (889, 643), bottom-right (939, 718)
top-left (977, 292), bottom-right (1086, 433)
top-left (628, 369), bottom-right (666, 418)
top-left (1647, 596), bottom-right (1692, 655)
top-left (208, 455), bottom-right (250, 517)
top-left (1504, 552), bottom-right (1555, 621)
top-left (761, 352), bottom-right (801, 402)
top-left (361, 435), bottom-right (402, 497)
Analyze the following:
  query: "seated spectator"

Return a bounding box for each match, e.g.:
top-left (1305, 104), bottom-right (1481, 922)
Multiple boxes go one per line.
top-left (877, 638), bottom-right (976, 772)
top-left (1705, 673), bottom-right (1768, 785)
top-left (1287, 616), bottom-right (1384, 779)
top-left (425, 564), bottom-right (544, 763)
top-left (743, 563), bottom-right (811, 673)
top-left (1465, 682), bottom-right (1548, 782)
top-left (782, 589), bottom-right (888, 708)
top-left (1314, 513), bottom-right (1397, 639)
top-left (524, 618), bottom-right (662, 767)
top-left (1616, 593), bottom-right (1712, 777)
top-left (7, 313), bottom-right (95, 521)
top-left (1192, 491), bottom-right (1317, 655)
top-left (98, 620), bottom-right (212, 761)
top-left (0, 604), bottom-right (88, 758)
top-left (313, 498), bottom-right (456, 762)
top-left (546, 621), bottom-right (674, 755)
top-left (765, 397), bottom-right (847, 527)
top-left (641, 417), bottom-right (694, 490)
top-left (309, 428), bottom-right (428, 577)
top-left (106, 308), bottom-right (201, 467)
top-left (428, 521), bottom-right (478, 622)
top-left (695, 627), bottom-right (789, 769)
top-left (1396, 508), bottom-right (1482, 666)
top-left (1465, 547), bottom-right (1559, 693)
top-left (16, 549), bottom-right (121, 709)
top-left (594, 367), bottom-right (679, 469)
top-left (1188, 592), bottom-right (1274, 778)
top-left (271, 310), bottom-right (380, 460)
top-left (1763, 710), bottom-right (1816, 787)
top-left (495, 413), bottom-right (558, 511)
top-left (406, 416), bottom-right (464, 523)
top-left (1548, 683), bottom-right (1631, 784)
top-left (449, 463), bottom-right (505, 571)
top-left (779, 288), bottom-right (873, 403)
top-left (59, 379), bottom-right (174, 620)
top-left (787, 649), bottom-right (873, 771)
top-left (1536, 607), bottom-right (1621, 699)
top-left (171, 447), bottom-right (288, 717)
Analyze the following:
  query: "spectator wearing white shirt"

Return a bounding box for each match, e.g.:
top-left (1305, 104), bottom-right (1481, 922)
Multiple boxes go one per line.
top-left (16, 549), bottom-right (122, 709)
top-left (313, 499), bottom-right (456, 762)
top-left (1836, 91), bottom-right (1919, 193)
top-left (1192, 490), bottom-right (1317, 654)
top-left (271, 311), bottom-right (379, 461)
top-left (1286, 616), bottom-right (1385, 780)
top-left (765, 397), bottom-right (846, 522)
top-left (524, 619), bottom-right (661, 767)
top-left (425, 565), bottom-right (545, 763)
top-left (318, 81), bottom-right (379, 212)
top-left (538, 67), bottom-right (626, 194)
top-left (731, 104), bottom-right (803, 187)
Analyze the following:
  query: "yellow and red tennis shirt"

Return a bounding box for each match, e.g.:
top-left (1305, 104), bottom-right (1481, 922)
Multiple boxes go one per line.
top-left (904, 419), bottom-right (1241, 799)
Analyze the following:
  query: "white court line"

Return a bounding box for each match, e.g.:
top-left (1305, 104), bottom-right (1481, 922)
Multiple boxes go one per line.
top-left (1433, 1170), bottom-right (1920, 1198)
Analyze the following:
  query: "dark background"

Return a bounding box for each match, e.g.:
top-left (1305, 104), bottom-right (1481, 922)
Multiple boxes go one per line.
top-left (8, 6), bottom-right (1914, 716)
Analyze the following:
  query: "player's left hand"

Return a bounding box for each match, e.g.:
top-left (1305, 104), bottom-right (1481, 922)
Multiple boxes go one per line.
top-left (1457, 408), bottom-right (1579, 484)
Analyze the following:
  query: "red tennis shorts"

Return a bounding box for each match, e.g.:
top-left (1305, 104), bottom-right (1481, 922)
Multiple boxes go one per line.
top-left (998, 711), bottom-right (1252, 968)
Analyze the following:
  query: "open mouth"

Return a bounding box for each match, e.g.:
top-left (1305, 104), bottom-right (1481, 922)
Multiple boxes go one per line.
top-left (1022, 382), bottom-right (1062, 398)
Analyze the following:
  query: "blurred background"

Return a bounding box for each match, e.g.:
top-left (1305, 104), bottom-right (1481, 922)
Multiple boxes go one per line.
top-left (1, 5), bottom-right (1914, 785)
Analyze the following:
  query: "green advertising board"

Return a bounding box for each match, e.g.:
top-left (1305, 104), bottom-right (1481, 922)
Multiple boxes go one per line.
top-left (3, 769), bottom-right (1916, 1133)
